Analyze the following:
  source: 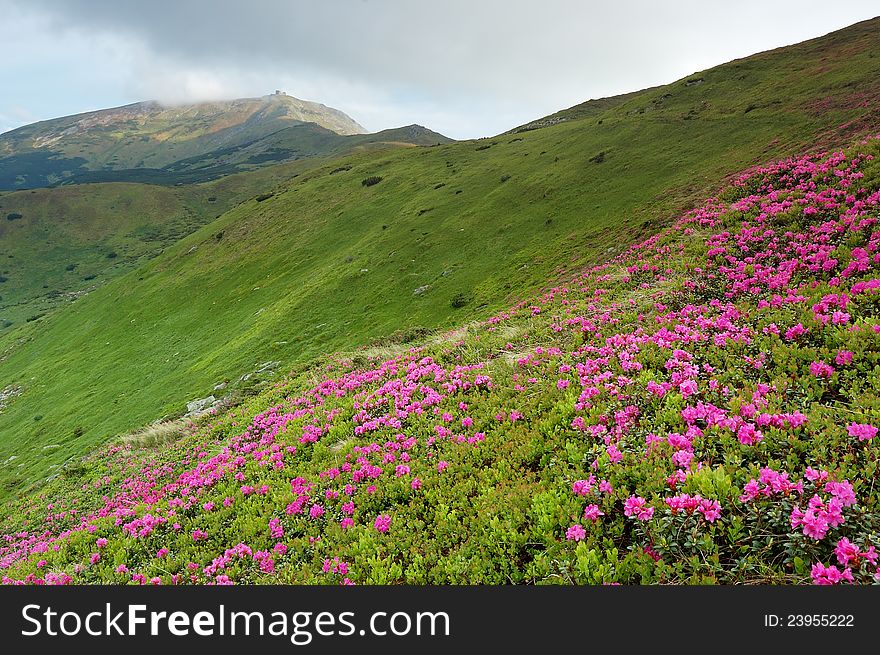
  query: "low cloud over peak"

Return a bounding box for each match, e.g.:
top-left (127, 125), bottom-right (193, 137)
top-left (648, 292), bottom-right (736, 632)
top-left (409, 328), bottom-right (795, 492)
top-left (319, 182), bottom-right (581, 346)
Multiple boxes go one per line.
top-left (3, 0), bottom-right (879, 138)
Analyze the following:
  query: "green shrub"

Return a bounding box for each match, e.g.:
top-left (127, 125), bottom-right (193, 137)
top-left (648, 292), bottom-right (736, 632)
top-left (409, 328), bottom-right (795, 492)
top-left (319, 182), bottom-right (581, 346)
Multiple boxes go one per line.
top-left (451, 293), bottom-right (470, 308)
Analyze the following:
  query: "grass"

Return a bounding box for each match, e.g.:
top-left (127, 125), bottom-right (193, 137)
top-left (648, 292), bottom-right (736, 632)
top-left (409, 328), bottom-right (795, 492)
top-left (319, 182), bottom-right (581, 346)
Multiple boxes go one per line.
top-left (0, 17), bottom-right (878, 499)
top-left (116, 419), bottom-right (195, 449)
top-left (0, 143), bottom-right (433, 325)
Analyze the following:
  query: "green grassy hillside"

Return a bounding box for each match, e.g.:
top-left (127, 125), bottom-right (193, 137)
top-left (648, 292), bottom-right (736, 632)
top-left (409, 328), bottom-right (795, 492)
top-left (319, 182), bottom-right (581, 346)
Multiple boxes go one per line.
top-left (0, 183), bottom-right (217, 326)
top-left (0, 17), bottom-right (878, 498)
top-left (0, 133), bottom-right (445, 325)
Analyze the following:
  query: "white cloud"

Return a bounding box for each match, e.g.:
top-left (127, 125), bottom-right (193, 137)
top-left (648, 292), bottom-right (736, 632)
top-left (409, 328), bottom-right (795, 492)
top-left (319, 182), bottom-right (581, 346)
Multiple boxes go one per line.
top-left (1, 0), bottom-right (878, 139)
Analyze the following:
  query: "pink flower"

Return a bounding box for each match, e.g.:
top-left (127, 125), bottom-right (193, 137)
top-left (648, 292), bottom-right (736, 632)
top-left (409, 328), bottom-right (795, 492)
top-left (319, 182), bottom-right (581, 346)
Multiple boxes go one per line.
top-left (809, 360), bottom-right (835, 378)
top-left (583, 504), bottom-right (604, 521)
top-left (96, 538), bottom-right (108, 549)
top-left (623, 495), bottom-right (654, 521)
top-left (156, 548), bottom-right (168, 558)
top-left (309, 504), bottom-right (325, 519)
top-left (804, 467), bottom-right (828, 482)
top-left (374, 514), bottom-right (392, 533)
top-left (834, 538), bottom-right (861, 567)
top-left (784, 323), bottom-right (807, 340)
top-left (739, 479), bottom-right (761, 502)
top-left (437, 461), bottom-right (449, 473)
top-left (646, 381), bottom-right (667, 397)
top-left (89, 553), bottom-right (100, 565)
top-left (825, 480), bottom-right (856, 507)
top-left (835, 350), bottom-right (854, 365)
top-left (565, 524), bottom-right (586, 541)
top-left (697, 498), bottom-right (722, 522)
top-left (847, 422), bottom-right (877, 442)
top-left (679, 379), bottom-right (698, 399)
top-left (411, 477), bottom-right (422, 490)
top-left (798, 506), bottom-right (830, 540)
top-left (606, 443), bottom-right (623, 463)
top-left (672, 449), bottom-right (693, 468)
top-left (811, 562), bottom-right (853, 585)
top-left (736, 423), bottom-right (763, 446)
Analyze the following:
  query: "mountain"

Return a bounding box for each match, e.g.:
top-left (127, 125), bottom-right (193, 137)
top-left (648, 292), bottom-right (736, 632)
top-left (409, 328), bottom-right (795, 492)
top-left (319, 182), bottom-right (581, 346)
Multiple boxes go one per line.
top-left (0, 17), bottom-right (878, 503)
top-left (0, 92), bottom-right (448, 190)
top-left (0, 117), bottom-right (450, 324)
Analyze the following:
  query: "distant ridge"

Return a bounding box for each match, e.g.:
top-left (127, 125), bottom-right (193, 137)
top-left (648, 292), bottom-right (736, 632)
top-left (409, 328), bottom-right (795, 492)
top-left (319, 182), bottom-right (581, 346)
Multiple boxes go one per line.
top-left (0, 93), bottom-right (452, 189)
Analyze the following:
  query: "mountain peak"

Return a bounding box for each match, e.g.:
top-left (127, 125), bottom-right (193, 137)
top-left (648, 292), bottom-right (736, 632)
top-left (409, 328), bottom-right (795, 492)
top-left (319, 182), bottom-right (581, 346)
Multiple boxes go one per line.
top-left (0, 93), bottom-right (372, 188)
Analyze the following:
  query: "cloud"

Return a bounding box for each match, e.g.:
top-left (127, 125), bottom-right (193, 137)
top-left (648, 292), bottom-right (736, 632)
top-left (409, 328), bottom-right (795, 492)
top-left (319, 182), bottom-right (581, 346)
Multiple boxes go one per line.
top-left (1, 0), bottom-right (878, 138)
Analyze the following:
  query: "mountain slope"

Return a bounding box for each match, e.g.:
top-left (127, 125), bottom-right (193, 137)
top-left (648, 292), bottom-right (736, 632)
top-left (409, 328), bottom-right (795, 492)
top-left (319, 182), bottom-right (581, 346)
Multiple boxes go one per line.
top-left (0, 125), bottom-right (449, 324)
top-left (2, 134), bottom-right (878, 585)
top-left (0, 92), bottom-right (415, 190)
top-left (0, 17), bottom-right (879, 497)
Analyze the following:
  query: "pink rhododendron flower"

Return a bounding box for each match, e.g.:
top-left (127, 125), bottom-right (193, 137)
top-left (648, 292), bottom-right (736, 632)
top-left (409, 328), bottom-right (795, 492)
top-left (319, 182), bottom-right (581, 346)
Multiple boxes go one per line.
top-left (583, 504), bottom-right (604, 521)
top-left (606, 443), bottom-right (623, 463)
top-left (623, 495), bottom-right (654, 521)
top-left (811, 562), bottom-right (854, 585)
top-left (679, 379), bottom-right (698, 398)
top-left (374, 514), bottom-right (391, 533)
top-left (698, 498), bottom-right (722, 522)
top-left (847, 422), bottom-right (877, 441)
top-left (834, 538), bottom-right (861, 567)
top-left (565, 524), bottom-right (586, 541)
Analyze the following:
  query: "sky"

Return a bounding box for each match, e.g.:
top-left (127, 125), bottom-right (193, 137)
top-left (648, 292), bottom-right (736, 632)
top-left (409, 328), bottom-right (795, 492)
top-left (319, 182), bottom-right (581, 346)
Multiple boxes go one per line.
top-left (1, 1), bottom-right (878, 140)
